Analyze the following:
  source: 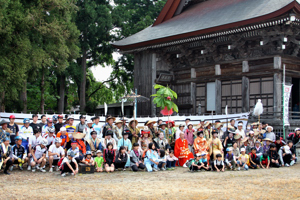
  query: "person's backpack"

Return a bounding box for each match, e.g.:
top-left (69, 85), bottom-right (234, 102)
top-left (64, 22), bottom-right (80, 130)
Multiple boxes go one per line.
top-left (185, 158), bottom-right (194, 168)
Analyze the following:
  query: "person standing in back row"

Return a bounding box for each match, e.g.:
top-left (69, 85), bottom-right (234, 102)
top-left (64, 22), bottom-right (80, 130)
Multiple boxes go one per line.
top-left (7, 115), bottom-right (19, 145)
top-left (29, 114), bottom-right (40, 132)
top-left (54, 115), bottom-right (64, 134)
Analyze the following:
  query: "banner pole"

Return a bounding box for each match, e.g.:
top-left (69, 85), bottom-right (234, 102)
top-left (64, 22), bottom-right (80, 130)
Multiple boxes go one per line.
top-left (283, 64), bottom-right (285, 140)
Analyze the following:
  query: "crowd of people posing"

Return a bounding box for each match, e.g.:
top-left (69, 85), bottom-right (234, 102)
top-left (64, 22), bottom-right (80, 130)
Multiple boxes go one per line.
top-left (0, 114), bottom-right (299, 176)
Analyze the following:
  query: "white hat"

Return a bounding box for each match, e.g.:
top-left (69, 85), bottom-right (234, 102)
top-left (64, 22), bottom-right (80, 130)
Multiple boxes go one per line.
top-left (60, 127), bottom-right (66, 132)
top-left (240, 148), bottom-right (246, 152)
top-left (41, 139), bottom-right (48, 146)
top-left (295, 128), bottom-right (300, 132)
top-left (86, 120), bottom-right (93, 124)
top-left (266, 126), bottom-right (273, 131)
top-left (68, 115), bottom-right (75, 119)
top-left (238, 123), bottom-right (243, 126)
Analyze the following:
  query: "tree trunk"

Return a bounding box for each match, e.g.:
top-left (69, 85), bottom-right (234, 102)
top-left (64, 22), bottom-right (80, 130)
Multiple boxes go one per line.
top-left (20, 80), bottom-right (27, 113)
top-left (0, 91), bottom-right (5, 112)
top-left (80, 50), bottom-right (87, 112)
top-left (58, 74), bottom-right (65, 113)
top-left (40, 66), bottom-right (45, 114)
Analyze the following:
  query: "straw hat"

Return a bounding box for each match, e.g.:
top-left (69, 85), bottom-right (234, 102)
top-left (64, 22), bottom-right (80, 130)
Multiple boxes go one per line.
top-left (73, 132), bottom-right (86, 139)
top-left (234, 133), bottom-right (242, 140)
top-left (266, 126), bottom-right (273, 131)
top-left (241, 137), bottom-right (249, 143)
top-left (129, 119), bottom-right (138, 126)
top-left (263, 138), bottom-right (273, 142)
top-left (253, 129), bottom-right (260, 136)
top-left (204, 121), bottom-right (212, 128)
top-left (215, 122), bottom-right (223, 129)
top-left (251, 122), bottom-right (259, 126)
top-left (146, 120), bottom-right (156, 126)
top-left (114, 120), bottom-right (123, 125)
top-left (106, 116), bottom-right (116, 122)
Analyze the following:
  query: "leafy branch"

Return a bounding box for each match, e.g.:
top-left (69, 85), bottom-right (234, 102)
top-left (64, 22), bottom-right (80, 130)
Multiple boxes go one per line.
top-left (151, 84), bottom-right (178, 113)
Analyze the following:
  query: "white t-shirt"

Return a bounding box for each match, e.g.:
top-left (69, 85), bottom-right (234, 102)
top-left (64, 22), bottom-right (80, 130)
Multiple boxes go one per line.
top-left (49, 144), bottom-right (65, 159)
top-left (29, 135), bottom-right (42, 148)
top-left (34, 145), bottom-right (47, 159)
top-left (62, 156), bottom-right (76, 164)
top-left (43, 134), bottom-right (56, 146)
top-left (19, 126), bottom-right (34, 140)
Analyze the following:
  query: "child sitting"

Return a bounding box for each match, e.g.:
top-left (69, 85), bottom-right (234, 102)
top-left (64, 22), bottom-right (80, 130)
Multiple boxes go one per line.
top-left (200, 152), bottom-right (210, 171)
top-left (83, 151), bottom-right (95, 166)
top-left (237, 148), bottom-right (249, 170)
top-left (225, 147), bottom-right (237, 170)
top-left (213, 154), bottom-right (225, 172)
top-left (263, 138), bottom-right (272, 153)
top-left (189, 153), bottom-right (204, 172)
top-left (103, 142), bottom-right (116, 173)
top-left (157, 149), bottom-right (167, 171)
top-left (144, 143), bottom-right (159, 172)
top-left (268, 143), bottom-right (280, 168)
top-left (94, 150), bottom-right (104, 172)
top-left (130, 143), bottom-right (145, 172)
top-left (115, 146), bottom-right (128, 171)
top-left (166, 150), bottom-right (178, 170)
top-left (249, 147), bottom-right (260, 169)
top-left (260, 153), bottom-right (270, 169)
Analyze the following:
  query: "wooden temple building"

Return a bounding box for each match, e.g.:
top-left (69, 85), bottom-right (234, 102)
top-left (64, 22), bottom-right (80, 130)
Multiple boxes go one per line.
top-left (113, 0), bottom-right (300, 123)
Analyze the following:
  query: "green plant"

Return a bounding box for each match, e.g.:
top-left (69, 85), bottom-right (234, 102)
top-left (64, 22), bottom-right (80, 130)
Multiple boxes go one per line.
top-left (151, 84), bottom-right (178, 113)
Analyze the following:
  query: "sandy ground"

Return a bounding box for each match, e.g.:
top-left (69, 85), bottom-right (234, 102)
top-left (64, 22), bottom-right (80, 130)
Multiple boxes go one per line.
top-left (1, 164), bottom-right (300, 200)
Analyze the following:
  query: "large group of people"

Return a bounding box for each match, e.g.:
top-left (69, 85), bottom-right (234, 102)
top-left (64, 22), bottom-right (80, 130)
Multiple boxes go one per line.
top-left (0, 115), bottom-right (298, 176)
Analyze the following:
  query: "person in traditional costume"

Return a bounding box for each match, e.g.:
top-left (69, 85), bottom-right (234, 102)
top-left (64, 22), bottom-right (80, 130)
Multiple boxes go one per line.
top-left (0, 137), bottom-right (13, 175)
top-left (154, 132), bottom-right (170, 150)
top-left (129, 119), bottom-right (140, 144)
top-left (166, 120), bottom-right (176, 149)
top-left (203, 121), bottom-right (213, 140)
top-left (72, 132), bottom-right (87, 158)
top-left (239, 137), bottom-right (251, 154)
top-left (215, 122), bottom-right (224, 142)
top-left (144, 143), bottom-right (159, 172)
top-left (196, 120), bottom-right (205, 132)
top-left (86, 131), bottom-right (102, 157)
top-left (175, 124), bottom-right (185, 141)
top-left (102, 129), bottom-right (117, 150)
top-left (234, 122), bottom-right (245, 147)
top-left (113, 120), bottom-right (124, 143)
top-left (145, 120), bottom-right (157, 139)
top-left (117, 129), bottom-right (132, 167)
top-left (193, 131), bottom-right (210, 164)
top-left (247, 130), bottom-right (256, 148)
top-left (138, 127), bottom-right (152, 154)
top-left (208, 129), bottom-right (223, 160)
top-left (101, 116), bottom-right (116, 139)
top-left (256, 123), bottom-right (266, 137)
top-left (251, 122), bottom-right (258, 131)
top-left (158, 122), bottom-right (167, 138)
top-left (174, 132), bottom-right (194, 167)
top-left (184, 124), bottom-right (194, 153)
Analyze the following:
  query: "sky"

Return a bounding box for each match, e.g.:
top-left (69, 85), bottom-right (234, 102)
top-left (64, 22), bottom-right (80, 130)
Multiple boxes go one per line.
top-left (90, 52), bottom-right (121, 82)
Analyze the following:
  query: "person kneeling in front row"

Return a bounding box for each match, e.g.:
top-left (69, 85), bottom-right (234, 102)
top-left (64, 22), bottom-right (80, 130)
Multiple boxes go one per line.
top-left (130, 143), bottom-right (145, 172)
top-left (60, 150), bottom-right (78, 177)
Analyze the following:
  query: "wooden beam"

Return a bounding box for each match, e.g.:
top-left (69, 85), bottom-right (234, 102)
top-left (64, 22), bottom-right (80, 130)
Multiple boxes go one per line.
top-left (242, 76), bottom-right (250, 112)
top-left (242, 61), bottom-right (249, 72)
top-left (215, 64), bottom-right (221, 75)
top-left (274, 56), bottom-right (282, 69)
top-left (215, 79), bottom-right (222, 114)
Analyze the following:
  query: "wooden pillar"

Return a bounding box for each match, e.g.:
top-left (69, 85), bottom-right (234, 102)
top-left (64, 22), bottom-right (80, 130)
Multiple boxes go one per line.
top-left (273, 56), bottom-right (282, 118)
top-left (242, 76), bottom-right (250, 112)
top-left (215, 79), bottom-right (222, 114)
top-left (190, 82), bottom-right (196, 114)
top-left (151, 53), bottom-right (156, 117)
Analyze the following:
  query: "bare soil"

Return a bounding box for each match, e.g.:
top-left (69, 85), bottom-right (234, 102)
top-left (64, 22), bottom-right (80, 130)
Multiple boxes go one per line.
top-left (1, 164), bottom-right (300, 200)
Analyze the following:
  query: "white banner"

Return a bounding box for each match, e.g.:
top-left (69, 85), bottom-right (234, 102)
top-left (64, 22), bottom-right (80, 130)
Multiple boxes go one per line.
top-left (0, 112), bottom-right (250, 130)
top-left (283, 85), bottom-right (292, 126)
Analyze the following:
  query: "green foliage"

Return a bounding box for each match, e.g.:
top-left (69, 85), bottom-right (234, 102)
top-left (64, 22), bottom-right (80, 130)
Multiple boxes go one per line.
top-left (151, 84), bottom-right (179, 113)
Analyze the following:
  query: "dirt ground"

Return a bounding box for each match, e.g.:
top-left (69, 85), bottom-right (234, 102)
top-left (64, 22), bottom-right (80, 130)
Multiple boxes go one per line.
top-left (1, 163), bottom-right (300, 200)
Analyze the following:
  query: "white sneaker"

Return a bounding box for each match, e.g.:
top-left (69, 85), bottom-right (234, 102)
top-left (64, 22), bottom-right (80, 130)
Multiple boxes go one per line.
top-left (153, 168), bottom-right (158, 172)
top-left (61, 173), bottom-right (66, 177)
top-left (32, 168), bottom-right (36, 172)
top-left (49, 168), bottom-right (53, 173)
top-left (27, 166), bottom-right (31, 171)
top-left (71, 173), bottom-right (75, 176)
top-left (238, 167), bottom-right (240, 171)
top-left (290, 160), bottom-right (295, 166)
top-left (9, 165), bottom-right (13, 171)
top-left (183, 163), bottom-right (187, 168)
top-left (162, 168), bottom-right (166, 171)
top-left (55, 166), bottom-right (59, 171)
top-left (40, 168), bottom-right (46, 173)
top-left (36, 165), bottom-right (40, 170)
top-left (285, 163), bottom-right (290, 167)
